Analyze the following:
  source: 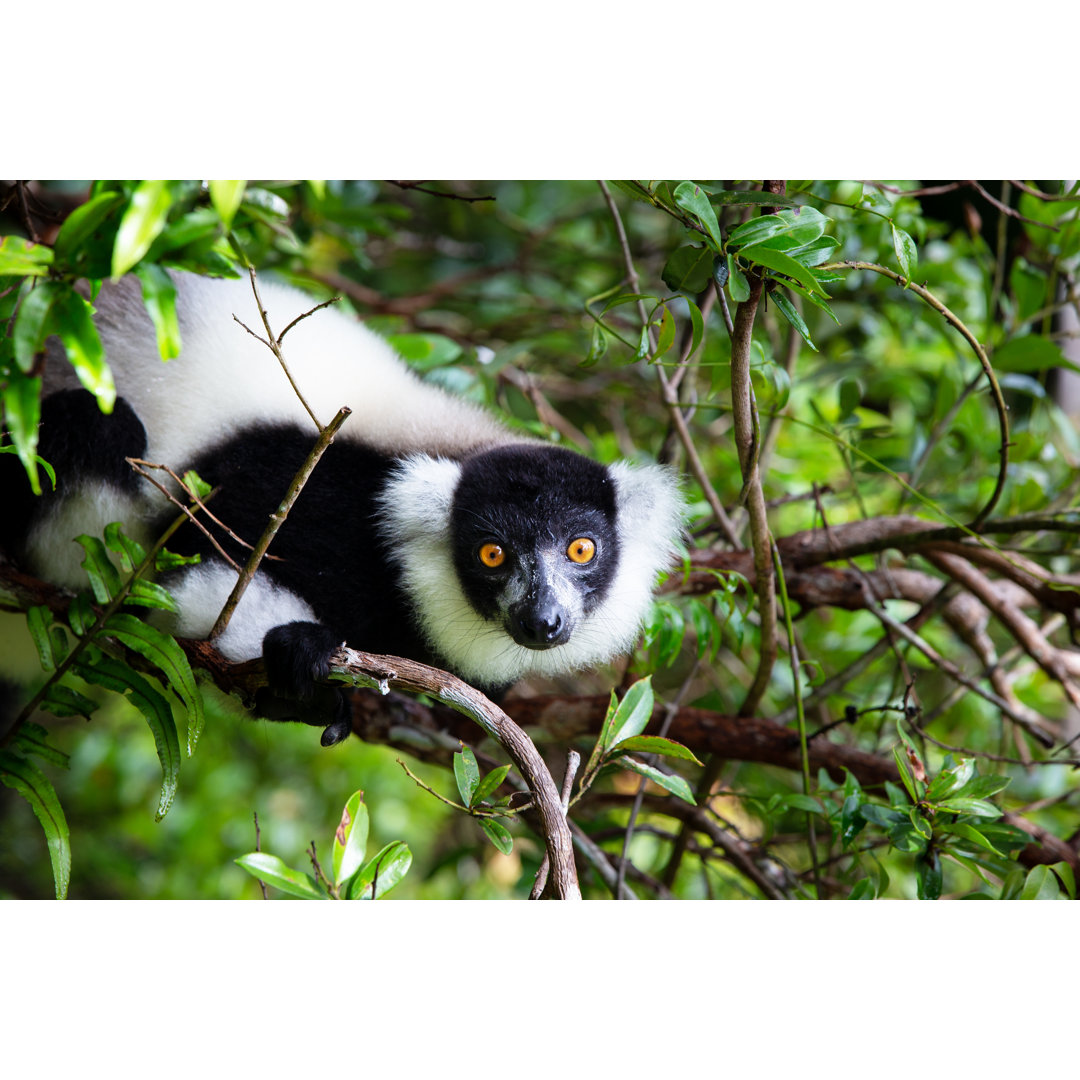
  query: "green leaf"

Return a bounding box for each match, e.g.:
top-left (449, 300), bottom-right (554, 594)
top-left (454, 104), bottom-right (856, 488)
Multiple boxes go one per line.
top-left (661, 245), bottom-right (715, 293)
top-left (608, 676), bottom-right (654, 748)
top-left (125, 579), bottom-right (179, 613)
top-left (583, 321), bottom-right (609, 367)
top-left (857, 803), bottom-right (905, 827)
top-left (332, 791), bottom-right (369, 886)
top-left (771, 290), bottom-right (817, 352)
top-left (1050, 861), bottom-right (1076, 900)
top-left (1019, 865), bottom-right (1061, 900)
top-left (42, 683), bottom-right (97, 719)
top-left (73, 655), bottom-right (181, 820)
top-left (837, 377), bottom-right (862, 421)
top-left (891, 223), bottom-right (918, 282)
top-left (53, 191), bottom-right (124, 276)
top-left (104, 522), bottom-right (147, 571)
top-left (916, 849), bottom-right (942, 900)
top-left (13, 280), bottom-right (60, 373)
top-left (101, 612), bottom-right (204, 754)
top-left (134, 263), bottom-right (181, 360)
top-left (471, 763), bottom-right (513, 806)
top-left (26, 605), bottom-right (55, 671)
top-left (76, 535), bottom-right (123, 603)
top-left (479, 818), bottom-right (514, 855)
top-left (235, 853), bottom-right (327, 899)
top-left (610, 735), bottom-right (703, 765)
top-left (13, 722), bottom-right (70, 769)
top-left (346, 841), bottom-right (413, 899)
top-left (893, 745), bottom-right (921, 804)
top-left (941, 821), bottom-right (1009, 857)
top-left (0, 235), bottom-right (54, 276)
top-left (993, 335), bottom-right (1076, 375)
top-left (0, 752), bottom-right (71, 898)
top-left (51, 288), bottom-right (115, 412)
top-left (2, 370), bottom-right (44, 493)
top-left (112, 179), bottom-right (175, 278)
top-left (737, 244), bottom-right (828, 298)
top-left (617, 756), bottom-right (695, 804)
top-left (671, 182), bottom-right (723, 251)
top-left (654, 305), bottom-right (676, 360)
top-left (934, 796), bottom-right (1002, 819)
top-left (454, 746), bottom-right (480, 807)
top-left (209, 180), bottom-right (247, 229)
top-left (749, 207), bottom-right (829, 250)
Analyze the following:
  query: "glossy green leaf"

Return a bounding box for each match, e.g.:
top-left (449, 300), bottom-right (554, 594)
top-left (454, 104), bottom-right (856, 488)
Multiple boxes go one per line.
top-left (73, 655), bottom-right (181, 820)
top-left (840, 794), bottom-right (866, 848)
top-left (53, 191), bottom-right (124, 271)
top-left (51, 288), bottom-right (115, 412)
top-left (941, 821), bottom-right (1008, 857)
top-left (43, 683), bottom-right (97, 719)
top-left (346, 841), bottom-right (413, 899)
top-left (0, 235), bottom-right (54, 276)
top-left (893, 745), bottom-right (920, 804)
top-left (671, 182), bottom-right (723, 252)
top-left (617, 755), bottom-right (695, 804)
top-left (1019, 864), bottom-right (1060, 900)
top-left (103, 522), bottom-right (146, 571)
top-left (472, 763), bottom-right (513, 805)
top-left (454, 746), bottom-right (480, 806)
top-left (235, 853), bottom-right (327, 899)
top-left (608, 676), bottom-right (654, 749)
top-left (479, 818), bottom-right (514, 855)
top-left (611, 735), bottom-right (703, 765)
top-left (750, 207), bottom-right (829, 250)
top-left (737, 244), bottom-right (828, 298)
top-left (101, 612), bottom-right (204, 754)
top-left (209, 180), bottom-right (247, 229)
top-left (112, 179), bottom-right (175, 278)
top-left (934, 796), bottom-right (1002, 819)
top-left (134, 263), bottom-right (181, 360)
top-left (0, 752), bottom-right (70, 898)
top-left (332, 791), bottom-right (369, 886)
top-left (67, 594), bottom-right (96, 637)
top-left (771, 290), bottom-right (817, 352)
top-left (891, 223), bottom-right (917, 282)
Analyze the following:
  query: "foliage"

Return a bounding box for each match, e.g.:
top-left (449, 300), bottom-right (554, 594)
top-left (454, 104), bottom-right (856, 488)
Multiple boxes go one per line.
top-left (2, 179), bottom-right (1080, 900)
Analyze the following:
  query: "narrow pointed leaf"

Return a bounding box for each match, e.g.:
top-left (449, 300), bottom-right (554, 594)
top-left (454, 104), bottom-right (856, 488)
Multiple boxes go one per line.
top-left (76, 535), bottom-right (123, 603)
top-left (472, 763), bottom-right (513, 805)
top-left (609, 735), bottom-right (703, 765)
top-left (112, 179), bottom-right (174, 278)
top-left (479, 818), bottom-right (514, 855)
top-left (891, 223), bottom-right (917, 283)
top-left (134, 263), bottom-right (181, 360)
top-left (51, 289), bottom-right (115, 412)
top-left (738, 244), bottom-right (828, 297)
top-left (771, 290), bottom-right (817, 352)
top-left (209, 180), bottom-right (247, 229)
top-left (0, 752), bottom-right (71, 898)
top-left (454, 746), bottom-right (480, 807)
top-left (617, 756), bottom-right (695, 804)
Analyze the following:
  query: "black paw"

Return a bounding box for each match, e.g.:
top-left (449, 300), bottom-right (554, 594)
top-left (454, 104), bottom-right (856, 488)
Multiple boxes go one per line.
top-left (260, 622), bottom-right (351, 747)
top-left (263, 621), bottom-right (341, 699)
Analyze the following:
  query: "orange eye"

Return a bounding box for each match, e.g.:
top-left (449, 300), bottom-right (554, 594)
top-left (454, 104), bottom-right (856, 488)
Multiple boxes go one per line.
top-left (479, 543), bottom-right (505, 568)
top-left (567, 537), bottom-right (596, 564)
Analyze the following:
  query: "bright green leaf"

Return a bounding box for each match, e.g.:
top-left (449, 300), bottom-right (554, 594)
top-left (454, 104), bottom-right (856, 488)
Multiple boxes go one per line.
top-left (134, 263), bottom-right (181, 360)
top-left (891, 223), bottom-right (918, 283)
top-left (50, 288), bottom-right (115, 412)
top-left (112, 179), bottom-right (175, 278)
top-left (611, 735), bottom-right (703, 765)
top-left (346, 841), bottom-right (413, 899)
top-left (235, 853), bottom-right (327, 899)
top-left (671, 182), bottom-right (723, 252)
top-left (0, 752), bottom-right (71, 898)
top-left (472, 763), bottom-right (513, 805)
top-left (209, 180), bottom-right (247, 229)
top-left (454, 746), bottom-right (480, 807)
top-left (0, 235), bottom-right (54, 276)
top-left (332, 790), bottom-right (369, 886)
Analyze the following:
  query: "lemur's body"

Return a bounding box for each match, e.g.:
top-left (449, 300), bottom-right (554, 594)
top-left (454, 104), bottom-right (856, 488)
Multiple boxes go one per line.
top-left (6, 272), bottom-right (684, 744)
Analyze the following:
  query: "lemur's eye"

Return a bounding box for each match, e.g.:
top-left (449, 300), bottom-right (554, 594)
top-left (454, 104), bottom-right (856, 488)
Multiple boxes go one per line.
top-left (567, 537), bottom-right (596, 564)
top-left (478, 543), bottom-right (506, 568)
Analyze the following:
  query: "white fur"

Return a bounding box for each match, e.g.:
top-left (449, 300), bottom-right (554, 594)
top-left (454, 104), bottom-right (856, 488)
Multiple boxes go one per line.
top-left (48, 272), bottom-right (515, 475)
top-left (378, 456), bottom-right (684, 687)
top-left (157, 562), bottom-right (319, 662)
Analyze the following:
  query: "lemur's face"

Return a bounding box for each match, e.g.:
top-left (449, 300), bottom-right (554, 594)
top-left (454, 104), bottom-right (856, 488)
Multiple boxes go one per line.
top-left (450, 445), bottom-right (620, 651)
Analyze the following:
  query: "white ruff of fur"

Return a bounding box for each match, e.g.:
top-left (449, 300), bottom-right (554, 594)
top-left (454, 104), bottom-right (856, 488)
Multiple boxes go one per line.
top-left (378, 456), bottom-right (684, 688)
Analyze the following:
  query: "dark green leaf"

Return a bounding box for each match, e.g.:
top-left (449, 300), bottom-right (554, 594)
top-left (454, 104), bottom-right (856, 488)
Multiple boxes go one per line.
top-left (235, 853), bottom-right (327, 899)
top-left (857, 803), bottom-right (905, 827)
top-left (472, 763), bottom-right (513, 805)
top-left (737, 244), bottom-right (828, 298)
top-left (332, 790), bottom-right (369, 886)
top-left (53, 191), bottom-right (124, 273)
top-left (13, 722), bottom-right (70, 769)
top-left (916, 849), bottom-right (942, 900)
top-left (653, 306), bottom-right (676, 361)
top-left (583, 322), bottom-right (608, 367)
top-left (661, 245), bottom-right (714, 293)
top-left (993, 336), bottom-right (1077, 375)
top-left (0, 752), bottom-right (71, 898)
top-left (42, 684), bottom-right (97, 719)
top-left (726, 256), bottom-right (750, 302)
top-left (771, 290), bottom-right (817, 352)
top-left (479, 818), bottom-right (514, 855)
top-left (26, 605), bottom-right (54, 671)
top-left (104, 522), bottom-right (147, 572)
top-left (838, 377), bottom-right (862, 421)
